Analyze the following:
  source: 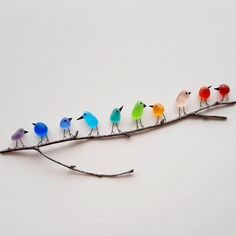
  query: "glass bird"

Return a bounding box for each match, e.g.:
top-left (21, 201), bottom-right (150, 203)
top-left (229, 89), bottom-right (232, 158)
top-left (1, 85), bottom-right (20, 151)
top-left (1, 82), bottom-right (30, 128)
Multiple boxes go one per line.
top-left (77, 112), bottom-right (100, 136)
top-left (149, 103), bottom-right (166, 125)
top-left (11, 128), bottom-right (28, 148)
top-left (176, 90), bottom-right (191, 116)
top-left (132, 101), bottom-right (146, 129)
top-left (110, 106), bottom-right (123, 134)
top-left (199, 85), bottom-right (211, 107)
top-left (60, 117), bottom-right (73, 139)
top-left (32, 122), bottom-right (49, 145)
top-left (214, 84), bottom-right (230, 102)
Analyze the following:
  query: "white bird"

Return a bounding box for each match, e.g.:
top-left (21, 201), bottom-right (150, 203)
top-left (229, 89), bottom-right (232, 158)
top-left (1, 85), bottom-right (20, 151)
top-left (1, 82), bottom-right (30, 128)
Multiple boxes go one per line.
top-left (176, 90), bottom-right (191, 116)
top-left (11, 128), bottom-right (28, 148)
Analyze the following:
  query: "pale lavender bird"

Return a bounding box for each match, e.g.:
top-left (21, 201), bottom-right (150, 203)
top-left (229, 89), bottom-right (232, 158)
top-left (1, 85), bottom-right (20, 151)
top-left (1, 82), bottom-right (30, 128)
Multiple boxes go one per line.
top-left (11, 128), bottom-right (28, 148)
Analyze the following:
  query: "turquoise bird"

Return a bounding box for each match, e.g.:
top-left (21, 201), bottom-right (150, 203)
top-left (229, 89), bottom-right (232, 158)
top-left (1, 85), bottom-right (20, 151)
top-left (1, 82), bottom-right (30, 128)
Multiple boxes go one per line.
top-left (131, 101), bottom-right (146, 129)
top-left (110, 106), bottom-right (123, 134)
top-left (77, 112), bottom-right (100, 136)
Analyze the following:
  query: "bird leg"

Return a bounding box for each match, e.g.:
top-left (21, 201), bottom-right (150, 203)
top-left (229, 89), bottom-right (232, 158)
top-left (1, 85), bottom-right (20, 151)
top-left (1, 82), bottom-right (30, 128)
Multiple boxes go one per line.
top-left (136, 120), bottom-right (139, 129)
top-left (68, 129), bottom-right (74, 138)
top-left (88, 128), bottom-right (93, 136)
top-left (221, 96), bottom-right (225, 102)
top-left (226, 95), bottom-right (229, 102)
top-left (178, 107), bottom-right (181, 117)
top-left (155, 117), bottom-right (159, 125)
top-left (63, 130), bottom-right (67, 139)
top-left (111, 123), bottom-right (115, 134)
top-left (205, 100), bottom-right (209, 106)
top-left (183, 106), bottom-right (187, 115)
top-left (116, 124), bottom-right (122, 133)
top-left (199, 98), bottom-right (203, 108)
top-left (139, 119), bottom-right (144, 128)
top-left (46, 135), bottom-right (49, 143)
top-left (15, 140), bottom-right (19, 148)
top-left (19, 139), bottom-right (26, 147)
top-left (37, 137), bottom-right (43, 146)
top-left (96, 128), bottom-right (100, 136)
top-left (162, 113), bottom-right (167, 122)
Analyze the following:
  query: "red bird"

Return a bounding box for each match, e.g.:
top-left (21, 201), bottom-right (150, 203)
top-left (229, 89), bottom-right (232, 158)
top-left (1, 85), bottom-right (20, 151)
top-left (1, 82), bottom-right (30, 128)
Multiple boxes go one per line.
top-left (214, 84), bottom-right (230, 102)
top-left (199, 85), bottom-right (211, 107)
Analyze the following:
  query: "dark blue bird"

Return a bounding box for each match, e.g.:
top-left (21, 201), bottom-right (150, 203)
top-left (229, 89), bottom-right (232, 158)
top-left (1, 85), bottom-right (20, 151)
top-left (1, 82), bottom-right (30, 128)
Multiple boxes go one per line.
top-left (32, 122), bottom-right (49, 145)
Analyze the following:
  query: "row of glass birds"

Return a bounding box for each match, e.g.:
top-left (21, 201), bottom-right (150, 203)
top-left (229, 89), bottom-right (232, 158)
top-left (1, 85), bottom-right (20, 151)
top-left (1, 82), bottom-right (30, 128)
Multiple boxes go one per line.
top-left (11, 84), bottom-right (230, 148)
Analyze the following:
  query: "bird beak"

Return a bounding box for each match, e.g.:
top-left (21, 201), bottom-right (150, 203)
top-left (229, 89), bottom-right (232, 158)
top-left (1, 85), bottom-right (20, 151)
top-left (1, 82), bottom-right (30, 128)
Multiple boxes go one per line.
top-left (69, 118), bottom-right (72, 121)
top-left (32, 123), bottom-right (36, 126)
top-left (149, 105), bottom-right (153, 108)
top-left (208, 85), bottom-right (212, 89)
top-left (143, 104), bottom-right (147, 108)
top-left (214, 87), bottom-right (219, 91)
top-left (188, 92), bottom-right (191, 95)
top-left (119, 106), bottom-right (123, 111)
top-left (77, 116), bottom-right (84, 120)
top-left (24, 130), bottom-right (28, 134)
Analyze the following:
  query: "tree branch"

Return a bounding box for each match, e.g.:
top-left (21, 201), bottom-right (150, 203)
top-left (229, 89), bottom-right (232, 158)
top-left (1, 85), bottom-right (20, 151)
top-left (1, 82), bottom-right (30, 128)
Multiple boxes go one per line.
top-left (1, 101), bottom-right (235, 154)
top-left (34, 147), bottom-right (134, 178)
top-left (0, 101), bottom-right (235, 177)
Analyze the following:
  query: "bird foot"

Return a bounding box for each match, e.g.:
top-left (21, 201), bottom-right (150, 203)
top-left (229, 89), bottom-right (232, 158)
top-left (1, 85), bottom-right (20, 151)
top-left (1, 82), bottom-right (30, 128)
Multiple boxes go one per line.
top-left (160, 119), bottom-right (165, 124)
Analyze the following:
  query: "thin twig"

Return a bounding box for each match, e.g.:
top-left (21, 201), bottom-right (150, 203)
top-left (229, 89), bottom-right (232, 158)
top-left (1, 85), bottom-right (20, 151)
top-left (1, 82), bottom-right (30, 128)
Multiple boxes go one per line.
top-left (190, 114), bottom-right (227, 120)
top-left (0, 101), bottom-right (235, 154)
top-left (34, 147), bottom-right (134, 178)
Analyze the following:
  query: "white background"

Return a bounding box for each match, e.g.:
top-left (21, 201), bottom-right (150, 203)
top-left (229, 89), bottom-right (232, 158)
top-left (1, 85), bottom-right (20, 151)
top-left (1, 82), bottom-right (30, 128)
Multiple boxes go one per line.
top-left (0, 0), bottom-right (235, 235)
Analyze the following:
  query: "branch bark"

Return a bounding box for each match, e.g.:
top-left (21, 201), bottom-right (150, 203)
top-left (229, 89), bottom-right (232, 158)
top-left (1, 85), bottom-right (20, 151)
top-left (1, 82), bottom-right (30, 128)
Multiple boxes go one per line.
top-left (1, 101), bottom-right (235, 154)
top-left (0, 101), bottom-right (235, 178)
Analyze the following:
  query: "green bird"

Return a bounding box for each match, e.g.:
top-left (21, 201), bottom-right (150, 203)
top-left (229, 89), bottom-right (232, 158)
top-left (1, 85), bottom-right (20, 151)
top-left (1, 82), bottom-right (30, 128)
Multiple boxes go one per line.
top-left (132, 101), bottom-right (146, 129)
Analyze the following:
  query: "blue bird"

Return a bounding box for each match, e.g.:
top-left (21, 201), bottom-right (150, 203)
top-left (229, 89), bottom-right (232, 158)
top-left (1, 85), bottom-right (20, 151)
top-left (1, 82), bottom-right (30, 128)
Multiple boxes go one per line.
top-left (110, 106), bottom-right (123, 134)
top-left (60, 117), bottom-right (73, 139)
top-left (77, 112), bottom-right (100, 136)
top-left (32, 122), bottom-right (49, 145)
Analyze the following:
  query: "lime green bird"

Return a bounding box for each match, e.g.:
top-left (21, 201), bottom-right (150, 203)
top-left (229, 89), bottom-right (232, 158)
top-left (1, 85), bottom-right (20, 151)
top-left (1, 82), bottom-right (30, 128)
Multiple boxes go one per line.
top-left (132, 101), bottom-right (146, 129)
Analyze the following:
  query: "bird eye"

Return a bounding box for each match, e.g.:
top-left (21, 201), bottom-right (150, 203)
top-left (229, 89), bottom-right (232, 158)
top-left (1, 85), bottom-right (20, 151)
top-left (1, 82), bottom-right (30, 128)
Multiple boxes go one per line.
top-left (185, 92), bottom-right (188, 95)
